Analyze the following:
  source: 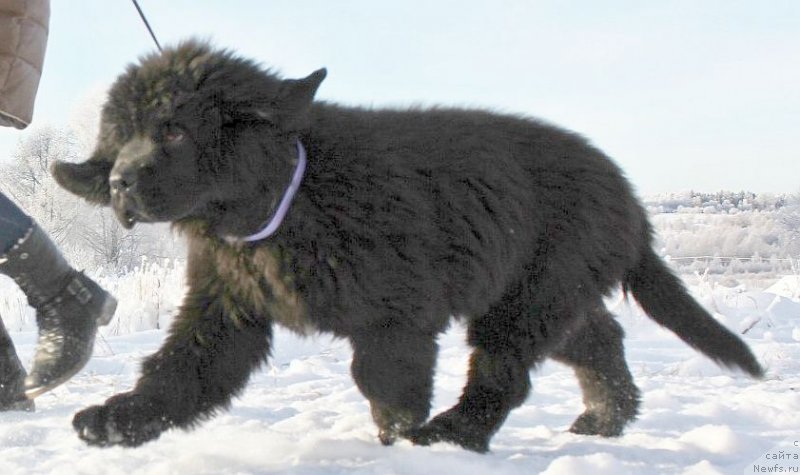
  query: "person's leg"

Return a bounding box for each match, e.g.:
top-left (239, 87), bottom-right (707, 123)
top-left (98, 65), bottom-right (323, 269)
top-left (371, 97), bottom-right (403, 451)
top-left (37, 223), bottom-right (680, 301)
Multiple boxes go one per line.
top-left (0, 191), bottom-right (117, 399)
top-left (0, 192), bottom-right (33, 252)
top-left (0, 317), bottom-right (34, 411)
top-left (0, 193), bottom-right (35, 410)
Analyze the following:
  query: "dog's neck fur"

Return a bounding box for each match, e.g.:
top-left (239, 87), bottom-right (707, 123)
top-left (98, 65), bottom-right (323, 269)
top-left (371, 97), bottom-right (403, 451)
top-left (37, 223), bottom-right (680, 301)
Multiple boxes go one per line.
top-left (239, 139), bottom-right (306, 242)
top-left (228, 140), bottom-right (307, 243)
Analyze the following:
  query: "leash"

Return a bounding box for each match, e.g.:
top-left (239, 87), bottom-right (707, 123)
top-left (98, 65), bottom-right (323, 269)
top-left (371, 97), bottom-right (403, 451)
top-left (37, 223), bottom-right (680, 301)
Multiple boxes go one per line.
top-left (131, 0), bottom-right (162, 52)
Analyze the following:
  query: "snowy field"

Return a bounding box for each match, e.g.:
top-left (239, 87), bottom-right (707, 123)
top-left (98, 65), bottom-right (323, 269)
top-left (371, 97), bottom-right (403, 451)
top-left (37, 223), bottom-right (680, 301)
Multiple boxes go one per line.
top-left (1, 261), bottom-right (798, 474)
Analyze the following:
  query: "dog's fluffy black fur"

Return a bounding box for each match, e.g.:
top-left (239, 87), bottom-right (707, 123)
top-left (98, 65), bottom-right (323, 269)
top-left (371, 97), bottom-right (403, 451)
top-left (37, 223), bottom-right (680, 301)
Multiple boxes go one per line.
top-left (53, 40), bottom-right (763, 451)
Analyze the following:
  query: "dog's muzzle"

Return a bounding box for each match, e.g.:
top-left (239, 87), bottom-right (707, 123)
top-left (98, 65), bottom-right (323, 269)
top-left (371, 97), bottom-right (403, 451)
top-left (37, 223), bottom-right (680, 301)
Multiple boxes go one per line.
top-left (109, 183), bottom-right (143, 230)
top-left (109, 137), bottom-right (157, 229)
top-left (109, 167), bottom-right (159, 229)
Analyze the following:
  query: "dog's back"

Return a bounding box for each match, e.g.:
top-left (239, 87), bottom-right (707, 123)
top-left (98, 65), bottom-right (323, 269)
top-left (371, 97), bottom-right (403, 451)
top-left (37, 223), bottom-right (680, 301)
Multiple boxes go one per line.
top-left (302, 104), bottom-right (647, 320)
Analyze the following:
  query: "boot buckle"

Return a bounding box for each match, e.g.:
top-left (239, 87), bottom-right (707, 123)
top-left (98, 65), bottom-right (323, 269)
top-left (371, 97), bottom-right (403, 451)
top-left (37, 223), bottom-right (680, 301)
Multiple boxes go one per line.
top-left (67, 278), bottom-right (93, 305)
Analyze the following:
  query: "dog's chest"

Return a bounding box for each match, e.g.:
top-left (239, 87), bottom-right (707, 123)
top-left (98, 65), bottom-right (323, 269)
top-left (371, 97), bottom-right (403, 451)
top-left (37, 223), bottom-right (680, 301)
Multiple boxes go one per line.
top-left (215, 246), bottom-right (310, 334)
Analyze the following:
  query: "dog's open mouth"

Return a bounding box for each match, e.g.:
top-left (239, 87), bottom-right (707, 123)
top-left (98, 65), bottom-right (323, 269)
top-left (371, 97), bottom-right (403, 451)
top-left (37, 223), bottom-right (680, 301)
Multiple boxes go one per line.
top-left (113, 192), bottom-right (183, 229)
top-left (122, 210), bottom-right (138, 229)
top-left (113, 196), bottom-right (153, 229)
top-left (114, 205), bottom-right (140, 229)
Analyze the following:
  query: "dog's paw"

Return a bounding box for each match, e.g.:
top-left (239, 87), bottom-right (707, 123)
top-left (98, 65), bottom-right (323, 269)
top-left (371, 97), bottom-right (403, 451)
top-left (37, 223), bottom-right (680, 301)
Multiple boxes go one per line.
top-left (370, 404), bottom-right (427, 446)
top-left (404, 410), bottom-right (490, 453)
top-left (568, 410), bottom-right (628, 437)
top-left (73, 392), bottom-right (172, 447)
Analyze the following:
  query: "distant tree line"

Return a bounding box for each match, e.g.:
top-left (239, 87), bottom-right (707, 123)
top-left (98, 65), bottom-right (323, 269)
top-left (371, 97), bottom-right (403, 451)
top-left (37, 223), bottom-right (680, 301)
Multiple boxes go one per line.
top-left (643, 190), bottom-right (789, 214)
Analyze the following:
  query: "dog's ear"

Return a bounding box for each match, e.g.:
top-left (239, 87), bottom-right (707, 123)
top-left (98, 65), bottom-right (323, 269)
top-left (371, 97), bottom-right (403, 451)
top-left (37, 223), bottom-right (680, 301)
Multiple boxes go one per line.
top-left (274, 68), bottom-right (327, 130)
top-left (51, 159), bottom-right (113, 205)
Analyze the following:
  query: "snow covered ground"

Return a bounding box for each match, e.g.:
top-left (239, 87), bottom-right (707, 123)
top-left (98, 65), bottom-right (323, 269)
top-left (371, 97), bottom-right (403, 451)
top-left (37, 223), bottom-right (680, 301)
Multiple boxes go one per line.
top-left (1, 269), bottom-right (799, 474)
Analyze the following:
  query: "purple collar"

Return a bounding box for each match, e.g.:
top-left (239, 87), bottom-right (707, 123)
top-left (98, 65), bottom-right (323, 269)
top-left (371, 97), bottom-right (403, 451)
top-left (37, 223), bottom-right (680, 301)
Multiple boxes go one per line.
top-left (239, 139), bottom-right (307, 242)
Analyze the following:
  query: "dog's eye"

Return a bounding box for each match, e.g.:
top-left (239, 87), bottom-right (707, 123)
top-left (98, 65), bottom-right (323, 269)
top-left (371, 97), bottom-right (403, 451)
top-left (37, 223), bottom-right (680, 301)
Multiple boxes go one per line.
top-left (163, 129), bottom-right (185, 144)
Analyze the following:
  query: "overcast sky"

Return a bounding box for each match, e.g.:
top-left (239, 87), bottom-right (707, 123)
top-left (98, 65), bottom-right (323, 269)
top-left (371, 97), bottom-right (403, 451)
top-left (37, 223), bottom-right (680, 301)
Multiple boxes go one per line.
top-left (1, 0), bottom-right (797, 194)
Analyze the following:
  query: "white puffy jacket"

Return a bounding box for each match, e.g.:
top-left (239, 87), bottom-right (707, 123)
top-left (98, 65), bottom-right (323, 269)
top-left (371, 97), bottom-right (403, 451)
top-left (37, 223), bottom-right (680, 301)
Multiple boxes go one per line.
top-left (0, 0), bottom-right (50, 129)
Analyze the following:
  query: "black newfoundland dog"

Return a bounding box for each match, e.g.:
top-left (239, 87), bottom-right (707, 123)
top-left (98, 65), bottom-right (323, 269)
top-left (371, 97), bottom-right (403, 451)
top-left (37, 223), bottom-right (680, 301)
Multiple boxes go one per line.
top-left (53, 40), bottom-right (762, 451)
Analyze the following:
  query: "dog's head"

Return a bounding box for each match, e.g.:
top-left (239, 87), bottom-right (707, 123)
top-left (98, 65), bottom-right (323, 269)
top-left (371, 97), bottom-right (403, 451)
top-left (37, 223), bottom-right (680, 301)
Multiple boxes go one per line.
top-left (53, 40), bottom-right (325, 233)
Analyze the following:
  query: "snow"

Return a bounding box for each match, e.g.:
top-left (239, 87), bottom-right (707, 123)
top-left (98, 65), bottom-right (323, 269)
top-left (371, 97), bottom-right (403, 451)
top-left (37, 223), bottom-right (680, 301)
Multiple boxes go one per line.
top-left (766, 276), bottom-right (800, 300)
top-left (1, 267), bottom-right (799, 475)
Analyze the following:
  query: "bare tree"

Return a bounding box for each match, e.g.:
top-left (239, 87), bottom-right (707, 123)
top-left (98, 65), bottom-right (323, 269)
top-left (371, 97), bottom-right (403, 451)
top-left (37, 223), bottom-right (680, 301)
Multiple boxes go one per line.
top-left (0, 126), bottom-right (81, 238)
top-left (77, 208), bottom-right (144, 270)
top-left (779, 192), bottom-right (800, 256)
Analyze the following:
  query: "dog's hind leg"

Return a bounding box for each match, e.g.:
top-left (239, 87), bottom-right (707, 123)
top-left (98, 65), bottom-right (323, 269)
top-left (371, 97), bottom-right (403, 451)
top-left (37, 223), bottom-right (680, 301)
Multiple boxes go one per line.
top-left (550, 307), bottom-right (640, 436)
top-left (350, 325), bottom-right (438, 446)
top-left (408, 276), bottom-right (582, 452)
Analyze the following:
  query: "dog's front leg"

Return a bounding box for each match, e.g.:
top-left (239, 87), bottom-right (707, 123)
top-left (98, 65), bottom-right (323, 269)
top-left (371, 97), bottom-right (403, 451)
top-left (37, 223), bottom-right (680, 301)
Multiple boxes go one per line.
top-left (73, 282), bottom-right (272, 447)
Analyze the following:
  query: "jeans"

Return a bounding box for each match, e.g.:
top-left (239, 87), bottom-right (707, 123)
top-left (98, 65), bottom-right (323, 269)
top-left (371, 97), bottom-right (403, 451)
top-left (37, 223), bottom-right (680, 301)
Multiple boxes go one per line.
top-left (0, 192), bottom-right (32, 254)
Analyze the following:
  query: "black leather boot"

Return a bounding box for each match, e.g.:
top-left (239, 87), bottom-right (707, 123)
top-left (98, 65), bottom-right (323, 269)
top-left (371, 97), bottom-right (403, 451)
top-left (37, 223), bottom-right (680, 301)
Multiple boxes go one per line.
top-left (0, 224), bottom-right (117, 399)
top-left (0, 318), bottom-right (34, 411)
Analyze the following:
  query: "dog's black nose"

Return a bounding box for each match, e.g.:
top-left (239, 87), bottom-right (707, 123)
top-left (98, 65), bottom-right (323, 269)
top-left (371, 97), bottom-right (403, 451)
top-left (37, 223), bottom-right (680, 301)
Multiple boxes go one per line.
top-left (109, 170), bottom-right (137, 193)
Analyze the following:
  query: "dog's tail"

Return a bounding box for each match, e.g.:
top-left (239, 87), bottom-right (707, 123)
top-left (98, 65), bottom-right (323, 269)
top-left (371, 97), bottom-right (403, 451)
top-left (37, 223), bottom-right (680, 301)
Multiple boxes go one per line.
top-left (624, 245), bottom-right (764, 377)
